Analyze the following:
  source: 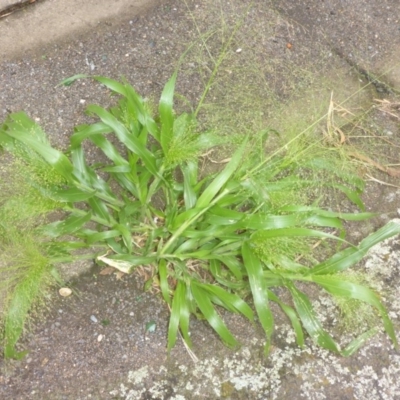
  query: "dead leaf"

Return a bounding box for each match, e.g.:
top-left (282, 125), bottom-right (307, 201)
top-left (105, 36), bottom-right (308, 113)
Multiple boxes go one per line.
top-left (348, 151), bottom-right (400, 177)
top-left (97, 254), bottom-right (135, 273)
top-left (114, 271), bottom-right (125, 280)
top-left (99, 267), bottom-right (115, 275)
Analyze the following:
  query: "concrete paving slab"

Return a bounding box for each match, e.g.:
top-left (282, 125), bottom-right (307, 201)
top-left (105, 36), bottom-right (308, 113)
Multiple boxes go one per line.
top-left (0, 0), bottom-right (161, 61)
top-left (1, 1), bottom-right (400, 399)
top-left (0, 0), bottom-right (21, 7)
top-left (276, 0), bottom-right (400, 91)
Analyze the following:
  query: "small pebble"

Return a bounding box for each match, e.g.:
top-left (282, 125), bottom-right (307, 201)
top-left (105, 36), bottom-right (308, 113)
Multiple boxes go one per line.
top-left (90, 315), bottom-right (98, 323)
top-left (97, 334), bottom-right (103, 342)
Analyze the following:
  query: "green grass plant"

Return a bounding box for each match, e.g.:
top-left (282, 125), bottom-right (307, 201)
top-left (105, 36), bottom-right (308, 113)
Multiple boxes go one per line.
top-left (1, 71), bottom-right (399, 359)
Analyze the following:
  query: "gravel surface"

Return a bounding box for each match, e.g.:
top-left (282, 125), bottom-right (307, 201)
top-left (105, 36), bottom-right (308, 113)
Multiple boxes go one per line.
top-left (1, 0), bottom-right (400, 399)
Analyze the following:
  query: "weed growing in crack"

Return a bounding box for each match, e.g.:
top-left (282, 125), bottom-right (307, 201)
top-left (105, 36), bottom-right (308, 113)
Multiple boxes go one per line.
top-left (0, 68), bottom-right (399, 360)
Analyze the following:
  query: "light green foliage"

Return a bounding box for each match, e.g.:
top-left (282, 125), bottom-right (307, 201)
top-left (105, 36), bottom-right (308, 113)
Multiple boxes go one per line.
top-left (0, 226), bottom-right (55, 359)
top-left (0, 72), bottom-right (399, 360)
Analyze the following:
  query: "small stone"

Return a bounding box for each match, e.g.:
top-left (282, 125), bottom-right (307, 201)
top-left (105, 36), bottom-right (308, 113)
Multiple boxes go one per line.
top-left (59, 287), bottom-right (72, 297)
top-left (97, 334), bottom-right (104, 342)
top-left (236, 48), bottom-right (242, 53)
top-left (90, 315), bottom-right (98, 323)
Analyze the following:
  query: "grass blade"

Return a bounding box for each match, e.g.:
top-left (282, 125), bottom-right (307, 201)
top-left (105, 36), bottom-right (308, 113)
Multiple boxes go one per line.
top-left (191, 281), bottom-right (238, 348)
top-left (198, 282), bottom-right (254, 322)
top-left (267, 290), bottom-right (305, 347)
top-left (242, 242), bottom-right (274, 352)
top-left (311, 275), bottom-right (398, 347)
top-left (341, 328), bottom-right (379, 356)
top-left (40, 211), bottom-right (92, 237)
top-left (159, 72), bottom-right (177, 153)
top-left (2, 113), bottom-right (73, 180)
top-left (3, 256), bottom-right (52, 359)
top-left (309, 221), bottom-right (400, 275)
top-left (57, 74), bottom-right (88, 87)
top-left (167, 280), bottom-right (185, 351)
top-left (196, 139), bottom-right (247, 209)
top-left (286, 281), bottom-right (340, 353)
top-left (158, 259), bottom-right (171, 306)
top-left (181, 161), bottom-right (198, 210)
top-left (87, 104), bottom-right (159, 178)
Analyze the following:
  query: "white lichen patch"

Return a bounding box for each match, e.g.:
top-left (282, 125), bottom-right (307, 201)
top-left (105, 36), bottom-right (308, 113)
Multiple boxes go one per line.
top-left (111, 221), bottom-right (400, 400)
top-left (111, 331), bottom-right (400, 400)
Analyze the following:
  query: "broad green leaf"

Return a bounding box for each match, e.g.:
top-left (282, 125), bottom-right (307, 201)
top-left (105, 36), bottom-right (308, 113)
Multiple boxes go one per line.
top-left (264, 271), bottom-right (286, 287)
top-left (170, 207), bottom-right (203, 231)
top-left (216, 256), bottom-right (243, 280)
top-left (213, 239), bottom-right (243, 255)
top-left (196, 139), bottom-right (247, 209)
top-left (174, 238), bottom-right (201, 254)
top-left (331, 183), bottom-right (365, 211)
top-left (178, 284), bottom-right (192, 348)
top-left (181, 161), bottom-right (198, 210)
top-left (159, 72), bottom-right (177, 153)
top-left (167, 280), bottom-right (185, 351)
top-left (69, 122), bottom-right (112, 148)
top-left (191, 281), bottom-right (238, 348)
top-left (48, 187), bottom-right (96, 202)
top-left (113, 223), bottom-right (133, 254)
top-left (158, 259), bottom-right (171, 306)
top-left (209, 260), bottom-right (245, 290)
top-left (278, 205), bottom-right (376, 221)
top-left (100, 165), bottom-right (131, 173)
top-left (93, 76), bottom-right (159, 141)
top-left (57, 74), bottom-right (88, 87)
top-left (286, 281), bottom-right (340, 353)
top-left (2, 113), bottom-right (73, 180)
top-left (267, 290), bottom-right (304, 347)
top-left (86, 104), bottom-right (159, 178)
top-left (87, 133), bottom-right (130, 169)
top-left (40, 211), bottom-right (92, 237)
top-left (309, 221), bottom-right (400, 275)
top-left (311, 275), bottom-right (398, 347)
top-left (205, 206), bottom-right (245, 225)
top-left (242, 242), bottom-right (274, 352)
top-left (252, 227), bottom-right (349, 243)
top-left (88, 197), bottom-right (116, 225)
top-left (197, 282), bottom-right (254, 322)
top-left (93, 76), bottom-right (127, 95)
top-left (71, 147), bottom-right (119, 205)
top-left (85, 229), bottom-right (121, 244)
top-left (341, 328), bottom-right (379, 356)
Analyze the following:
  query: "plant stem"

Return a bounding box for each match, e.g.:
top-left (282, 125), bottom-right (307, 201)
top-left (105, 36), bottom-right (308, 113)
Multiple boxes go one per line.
top-left (193, 5), bottom-right (251, 118)
top-left (159, 188), bottom-right (230, 256)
